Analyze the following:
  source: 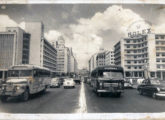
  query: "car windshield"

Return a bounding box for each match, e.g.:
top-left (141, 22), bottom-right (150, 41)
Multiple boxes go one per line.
top-left (8, 70), bottom-right (32, 77)
top-left (150, 80), bottom-right (160, 85)
top-left (101, 71), bottom-right (123, 79)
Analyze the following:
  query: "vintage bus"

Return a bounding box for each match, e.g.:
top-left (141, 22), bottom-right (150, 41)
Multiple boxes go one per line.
top-left (91, 65), bottom-right (124, 97)
top-left (0, 69), bottom-right (8, 85)
top-left (0, 64), bottom-right (51, 102)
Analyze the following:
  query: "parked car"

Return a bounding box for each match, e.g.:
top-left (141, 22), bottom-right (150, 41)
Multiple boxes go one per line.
top-left (137, 78), bottom-right (165, 99)
top-left (63, 78), bottom-right (75, 88)
top-left (124, 81), bottom-right (133, 89)
top-left (50, 78), bottom-right (60, 88)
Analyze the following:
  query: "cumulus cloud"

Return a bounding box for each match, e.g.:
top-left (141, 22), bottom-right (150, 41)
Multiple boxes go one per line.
top-left (44, 30), bottom-right (62, 43)
top-left (0, 14), bottom-right (26, 31)
top-left (0, 14), bottom-right (18, 31)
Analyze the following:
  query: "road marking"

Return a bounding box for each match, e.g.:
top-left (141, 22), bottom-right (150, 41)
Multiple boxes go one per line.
top-left (75, 82), bottom-right (87, 113)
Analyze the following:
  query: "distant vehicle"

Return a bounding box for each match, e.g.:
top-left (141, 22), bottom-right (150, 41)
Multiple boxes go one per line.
top-left (0, 65), bottom-right (51, 102)
top-left (83, 76), bottom-right (88, 83)
top-left (63, 78), bottom-right (75, 88)
top-left (74, 77), bottom-right (81, 84)
top-left (50, 78), bottom-right (60, 88)
top-left (137, 78), bottom-right (165, 99)
top-left (59, 77), bottom-right (65, 85)
top-left (124, 80), bottom-right (133, 89)
top-left (0, 69), bottom-right (8, 85)
top-left (91, 65), bottom-right (124, 97)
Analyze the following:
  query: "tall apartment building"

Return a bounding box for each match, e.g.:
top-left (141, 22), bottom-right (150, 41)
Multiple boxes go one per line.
top-left (114, 33), bottom-right (165, 80)
top-left (25, 22), bottom-right (57, 72)
top-left (55, 37), bottom-right (78, 74)
top-left (0, 22), bottom-right (57, 72)
top-left (0, 27), bottom-right (30, 69)
top-left (88, 53), bottom-right (97, 73)
top-left (96, 52), bottom-right (106, 67)
top-left (105, 50), bottom-right (115, 65)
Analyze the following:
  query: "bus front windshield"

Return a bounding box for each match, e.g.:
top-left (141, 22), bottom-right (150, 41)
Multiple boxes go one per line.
top-left (8, 70), bottom-right (32, 77)
top-left (101, 71), bottom-right (123, 79)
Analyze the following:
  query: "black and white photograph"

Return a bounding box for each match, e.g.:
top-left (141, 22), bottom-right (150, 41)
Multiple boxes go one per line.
top-left (0, 0), bottom-right (165, 119)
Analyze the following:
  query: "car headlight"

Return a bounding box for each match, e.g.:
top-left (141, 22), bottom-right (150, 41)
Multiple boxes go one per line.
top-left (157, 87), bottom-right (160, 92)
top-left (99, 83), bottom-right (103, 86)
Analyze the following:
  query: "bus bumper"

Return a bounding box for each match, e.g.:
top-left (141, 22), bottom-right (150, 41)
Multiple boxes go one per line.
top-left (97, 89), bottom-right (124, 93)
top-left (0, 89), bottom-right (25, 97)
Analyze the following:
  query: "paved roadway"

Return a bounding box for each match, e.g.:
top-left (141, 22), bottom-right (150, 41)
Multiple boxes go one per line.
top-left (0, 83), bottom-right (165, 113)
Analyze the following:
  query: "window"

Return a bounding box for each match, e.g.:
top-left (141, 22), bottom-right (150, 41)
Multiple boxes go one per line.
top-left (127, 45), bottom-right (130, 48)
top-left (156, 53), bottom-right (159, 56)
top-left (128, 66), bottom-right (131, 69)
top-left (127, 61), bottom-right (131, 64)
top-left (157, 59), bottom-right (160, 62)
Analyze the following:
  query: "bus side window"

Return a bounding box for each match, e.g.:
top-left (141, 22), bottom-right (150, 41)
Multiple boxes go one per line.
top-left (33, 70), bottom-right (39, 77)
top-left (5, 71), bottom-right (7, 79)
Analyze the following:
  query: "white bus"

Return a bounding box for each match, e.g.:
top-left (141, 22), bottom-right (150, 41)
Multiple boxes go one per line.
top-left (0, 64), bottom-right (51, 102)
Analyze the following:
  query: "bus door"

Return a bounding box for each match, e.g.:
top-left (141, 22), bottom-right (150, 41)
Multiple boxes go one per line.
top-left (32, 69), bottom-right (40, 93)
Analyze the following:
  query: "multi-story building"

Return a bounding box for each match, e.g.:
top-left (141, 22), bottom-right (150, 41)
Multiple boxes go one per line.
top-left (114, 33), bottom-right (165, 80)
top-left (88, 53), bottom-right (97, 73)
top-left (105, 50), bottom-right (115, 65)
top-left (0, 27), bottom-right (30, 69)
top-left (96, 51), bottom-right (106, 67)
top-left (25, 22), bottom-right (57, 72)
top-left (55, 37), bottom-right (78, 74)
top-left (0, 22), bottom-right (57, 72)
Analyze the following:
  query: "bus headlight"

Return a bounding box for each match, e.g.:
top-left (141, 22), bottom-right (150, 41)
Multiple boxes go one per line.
top-left (99, 82), bottom-right (103, 86)
top-left (16, 86), bottom-right (21, 90)
top-left (157, 87), bottom-right (160, 92)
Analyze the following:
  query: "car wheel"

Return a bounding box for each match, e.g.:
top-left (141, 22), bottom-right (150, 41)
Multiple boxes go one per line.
top-left (21, 89), bottom-right (29, 101)
top-left (138, 89), bottom-right (143, 95)
top-left (0, 96), bottom-right (8, 102)
top-left (152, 93), bottom-right (157, 99)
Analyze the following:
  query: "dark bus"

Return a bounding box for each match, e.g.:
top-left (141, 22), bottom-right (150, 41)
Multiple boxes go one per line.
top-left (91, 65), bottom-right (124, 97)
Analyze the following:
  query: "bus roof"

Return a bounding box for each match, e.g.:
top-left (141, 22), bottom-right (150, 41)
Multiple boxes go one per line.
top-left (8, 64), bottom-right (50, 71)
top-left (92, 65), bottom-right (123, 73)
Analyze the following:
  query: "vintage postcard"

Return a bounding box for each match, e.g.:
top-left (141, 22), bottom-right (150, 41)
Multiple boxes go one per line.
top-left (0, 0), bottom-right (165, 120)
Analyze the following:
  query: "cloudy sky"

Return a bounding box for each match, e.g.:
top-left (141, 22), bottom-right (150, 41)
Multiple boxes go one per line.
top-left (0, 4), bottom-right (165, 69)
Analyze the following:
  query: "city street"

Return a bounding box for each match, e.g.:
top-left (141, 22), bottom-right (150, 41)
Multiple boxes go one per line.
top-left (0, 83), bottom-right (165, 113)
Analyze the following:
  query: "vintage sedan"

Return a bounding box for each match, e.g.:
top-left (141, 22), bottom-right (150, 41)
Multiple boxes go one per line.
top-left (124, 81), bottom-right (133, 89)
top-left (137, 79), bottom-right (165, 99)
top-left (50, 78), bottom-right (60, 88)
top-left (63, 78), bottom-right (75, 89)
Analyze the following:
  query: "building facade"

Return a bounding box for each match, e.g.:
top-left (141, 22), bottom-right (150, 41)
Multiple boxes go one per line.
top-left (0, 27), bottom-right (30, 69)
top-left (105, 50), bottom-right (115, 65)
top-left (55, 37), bottom-right (78, 74)
top-left (114, 33), bottom-right (165, 80)
top-left (25, 22), bottom-right (57, 72)
top-left (0, 22), bottom-right (57, 72)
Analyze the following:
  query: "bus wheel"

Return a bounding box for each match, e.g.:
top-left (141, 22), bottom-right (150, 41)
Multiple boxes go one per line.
top-left (116, 93), bottom-right (121, 97)
top-left (97, 92), bottom-right (102, 97)
top-left (0, 96), bottom-right (8, 102)
top-left (22, 89), bottom-right (29, 101)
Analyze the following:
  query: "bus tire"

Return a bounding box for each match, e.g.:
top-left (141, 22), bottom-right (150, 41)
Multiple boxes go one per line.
top-left (21, 88), bottom-right (29, 101)
top-left (116, 93), bottom-right (121, 97)
top-left (0, 96), bottom-right (8, 102)
top-left (97, 92), bottom-right (102, 97)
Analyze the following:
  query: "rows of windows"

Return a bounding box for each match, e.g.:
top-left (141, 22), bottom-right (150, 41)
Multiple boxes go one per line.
top-left (125, 42), bottom-right (147, 49)
top-left (156, 53), bottom-right (165, 56)
top-left (156, 59), bottom-right (165, 62)
top-left (127, 66), bottom-right (142, 69)
top-left (155, 35), bottom-right (165, 39)
top-left (125, 37), bottom-right (147, 43)
top-left (156, 47), bottom-right (165, 51)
